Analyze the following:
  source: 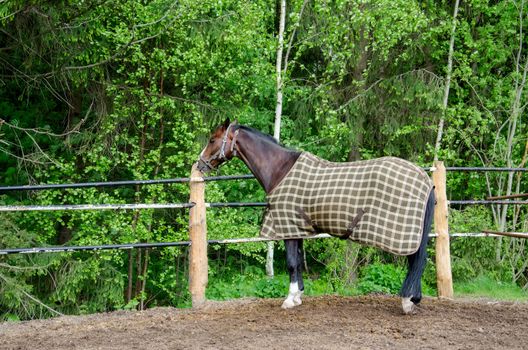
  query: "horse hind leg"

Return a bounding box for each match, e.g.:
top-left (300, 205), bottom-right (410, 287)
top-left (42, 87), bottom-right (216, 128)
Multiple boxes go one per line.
top-left (282, 239), bottom-right (304, 309)
top-left (401, 190), bottom-right (435, 314)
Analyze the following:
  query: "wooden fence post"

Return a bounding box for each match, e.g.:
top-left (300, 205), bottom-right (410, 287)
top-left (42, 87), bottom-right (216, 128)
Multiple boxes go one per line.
top-left (189, 163), bottom-right (208, 307)
top-left (432, 161), bottom-right (454, 299)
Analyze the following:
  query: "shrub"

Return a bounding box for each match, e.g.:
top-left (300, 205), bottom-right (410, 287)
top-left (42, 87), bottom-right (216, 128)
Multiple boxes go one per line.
top-left (357, 263), bottom-right (405, 295)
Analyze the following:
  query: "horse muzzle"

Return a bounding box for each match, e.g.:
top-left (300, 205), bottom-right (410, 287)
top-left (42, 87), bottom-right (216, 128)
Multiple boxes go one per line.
top-left (197, 157), bottom-right (215, 173)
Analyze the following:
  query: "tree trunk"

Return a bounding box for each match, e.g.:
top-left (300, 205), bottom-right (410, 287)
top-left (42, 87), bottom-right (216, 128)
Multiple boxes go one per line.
top-left (126, 250), bottom-right (134, 303)
top-left (348, 23), bottom-right (368, 162)
top-left (496, 3), bottom-right (528, 261)
top-left (139, 248), bottom-right (150, 310)
top-left (135, 248), bottom-right (143, 297)
top-left (512, 138), bottom-right (528, 228)
top-left (267, 0), bottom-right (287, 278)
top-left (434, 0), bottom-right (460, 160)
top-left (273, 0), bottom-right (286, 142)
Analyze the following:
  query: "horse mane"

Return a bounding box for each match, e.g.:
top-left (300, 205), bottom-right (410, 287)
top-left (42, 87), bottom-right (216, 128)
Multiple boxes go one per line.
top-left (237, 125), bottom-right (279, 144)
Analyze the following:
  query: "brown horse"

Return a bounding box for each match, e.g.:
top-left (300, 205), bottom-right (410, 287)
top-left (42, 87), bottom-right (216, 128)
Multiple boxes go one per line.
top-left (197, 118), bottom-right (434, 314)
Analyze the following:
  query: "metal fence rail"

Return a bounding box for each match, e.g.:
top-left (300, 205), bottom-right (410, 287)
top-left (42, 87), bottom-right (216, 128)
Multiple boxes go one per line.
top-left (449, 200), bottom-right (528, 205)
top-left (0, 203), bottom-right (195, 212)
top-left (0, 232), bottom-right (511, 255)
top-left (0, 202), bottom-right (269, 212)
top-left (1, 165), bottom-right (526, 193)
top-left (1, 165), bottom-right (528, 256)
top-left (444, 167), bottom-right (528, 172)
top-left (0, 175), bottom-right (256, 192)
top-left (0, 199), bottom-right (525, 212)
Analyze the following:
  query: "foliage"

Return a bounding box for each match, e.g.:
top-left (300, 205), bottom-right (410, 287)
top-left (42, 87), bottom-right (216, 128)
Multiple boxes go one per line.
top-left (357, 262), bottom-right (406, 295)
top-left (448, 206), bottom-right (499, 280)
top-left (0, 211), bottom-right (59, 319)
top-left (207, 264), bottom-right (289, 300)
top-left (1, 0), bottom-right (528, 319)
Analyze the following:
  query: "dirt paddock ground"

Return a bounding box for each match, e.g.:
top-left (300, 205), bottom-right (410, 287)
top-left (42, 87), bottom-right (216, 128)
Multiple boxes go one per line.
top-left (1, 295), bottom-right (528, 349)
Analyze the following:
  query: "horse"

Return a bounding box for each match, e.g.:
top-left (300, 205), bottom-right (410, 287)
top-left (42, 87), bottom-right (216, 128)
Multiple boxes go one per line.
top-left (197, 118), bottom-right (435, 314)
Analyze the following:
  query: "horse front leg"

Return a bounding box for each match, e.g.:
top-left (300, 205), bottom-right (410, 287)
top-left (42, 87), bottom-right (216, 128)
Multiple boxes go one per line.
top-left (282, 239), bottom-right (304, 309)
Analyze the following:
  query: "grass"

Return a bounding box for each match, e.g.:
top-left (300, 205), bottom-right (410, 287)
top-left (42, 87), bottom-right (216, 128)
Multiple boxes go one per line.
top-left (206, 265), bottom-right (528, 303)
top-left (454, 275), bottom-right (528, 301)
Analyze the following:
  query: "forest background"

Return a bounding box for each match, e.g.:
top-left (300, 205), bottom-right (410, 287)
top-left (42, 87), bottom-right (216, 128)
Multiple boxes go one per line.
top-left (1, 0), bottom-right (528, 320)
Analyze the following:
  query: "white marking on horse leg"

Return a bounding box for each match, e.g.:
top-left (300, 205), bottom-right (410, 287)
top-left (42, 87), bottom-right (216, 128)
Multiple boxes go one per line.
top-left (402, 296), bottom-right (415, 314)
top-left (293, 290), bottom-right (303, 306)
top-left (282, 282), bottom-right (300, 309)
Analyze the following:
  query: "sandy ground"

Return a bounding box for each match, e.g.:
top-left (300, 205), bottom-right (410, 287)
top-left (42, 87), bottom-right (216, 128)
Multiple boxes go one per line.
top-left (1, 295), bottom-right (528, 350)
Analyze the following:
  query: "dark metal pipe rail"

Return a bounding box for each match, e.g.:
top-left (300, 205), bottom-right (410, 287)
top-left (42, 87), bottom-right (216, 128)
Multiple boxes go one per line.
top-left (207, 202), bottom-right (266, 208)
top-left (0, 241), bottom-right (191, 255)
top-left (204, 174), bottom-right (255, 181)
top-left (0, 203), bottom-right (196, 212)
top-left (0, 175), bottom-right (256, 193)
top-left (1, 166), bottom-right (527, 193)
top-left (0, 178), bottom-right (192, 192)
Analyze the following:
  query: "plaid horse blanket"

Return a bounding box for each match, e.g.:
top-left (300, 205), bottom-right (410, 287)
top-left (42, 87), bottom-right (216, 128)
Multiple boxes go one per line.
top-left (260, 152), bottom-right (433, 255)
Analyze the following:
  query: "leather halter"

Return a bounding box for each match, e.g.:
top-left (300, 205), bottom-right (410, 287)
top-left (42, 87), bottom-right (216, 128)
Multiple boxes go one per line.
top-left (199, 123), bottom-right (239, 171)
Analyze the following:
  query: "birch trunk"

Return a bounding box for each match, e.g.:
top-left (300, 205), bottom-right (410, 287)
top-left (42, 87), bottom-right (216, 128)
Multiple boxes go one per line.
top-left (267, 0), bottom-right (287, 278)
top-left (495, 1), bottom-right (527, 261)
top-left (274, 0), bottom-right (286, 142)
top-left (434, 0), bottom-right (460, 161)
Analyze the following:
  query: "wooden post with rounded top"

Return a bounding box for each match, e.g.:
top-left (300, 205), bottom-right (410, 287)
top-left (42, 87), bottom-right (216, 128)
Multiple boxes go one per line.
top-left (432, 161), bottom-right (454, 299)
top-left (189, 163), bottom-right (208, 307)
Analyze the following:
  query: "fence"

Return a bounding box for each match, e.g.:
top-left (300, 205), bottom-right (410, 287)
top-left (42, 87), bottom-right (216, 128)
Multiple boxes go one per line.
top-left (1, 161), bottom-right (528, 306)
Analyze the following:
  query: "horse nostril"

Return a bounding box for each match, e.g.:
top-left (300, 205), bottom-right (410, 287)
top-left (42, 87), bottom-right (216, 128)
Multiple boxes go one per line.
top-left (196, 160), bottom-right (211, 173)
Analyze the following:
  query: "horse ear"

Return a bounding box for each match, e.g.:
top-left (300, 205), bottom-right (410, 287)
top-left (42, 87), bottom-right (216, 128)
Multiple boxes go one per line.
top-left (222, 118), bottom-right (231, 129)
top-left (233, 119), bottom-right (238, 125)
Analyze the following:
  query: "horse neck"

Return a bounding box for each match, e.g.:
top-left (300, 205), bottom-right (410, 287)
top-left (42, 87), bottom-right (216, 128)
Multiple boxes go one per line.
top-left (235, 128), bottom-right (300, 194)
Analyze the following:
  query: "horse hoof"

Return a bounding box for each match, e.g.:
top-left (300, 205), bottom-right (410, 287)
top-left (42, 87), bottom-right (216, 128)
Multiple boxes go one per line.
top-left (281, 299), bottom-right (296, 309)
top-left (293, 291), bottom-right (303, 306)
top-left (402, 297), bottom-right (416, 315)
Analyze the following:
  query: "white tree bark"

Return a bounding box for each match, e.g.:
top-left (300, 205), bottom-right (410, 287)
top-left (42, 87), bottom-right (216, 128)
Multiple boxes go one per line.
top-left (273, 0), bottom-right (287, 142)
top-left (434, 0), bottom-right (460, 161)
top-left (494, 0), bottom-right (527, 262)
top-left (499, 59), bottom-right (528, 231)
top-left (267, 0), bottom-right (287, 278)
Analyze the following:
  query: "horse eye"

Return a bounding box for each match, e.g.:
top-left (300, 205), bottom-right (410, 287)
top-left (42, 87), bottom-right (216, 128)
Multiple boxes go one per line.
top-left (209, 138), bottom-right (215, 144)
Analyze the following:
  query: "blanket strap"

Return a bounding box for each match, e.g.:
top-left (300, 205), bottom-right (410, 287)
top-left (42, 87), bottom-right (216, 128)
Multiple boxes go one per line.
top-left (296, 207), bottom-right (322, 233)
top-left (339, 209), bottom-right (366, 240)
top-left (296, 207), bottom-right (366, 239)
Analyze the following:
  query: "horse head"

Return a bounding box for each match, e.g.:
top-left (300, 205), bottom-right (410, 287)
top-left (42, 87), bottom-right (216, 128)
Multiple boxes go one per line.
top-left (197, 118), bottom-right (239, 173)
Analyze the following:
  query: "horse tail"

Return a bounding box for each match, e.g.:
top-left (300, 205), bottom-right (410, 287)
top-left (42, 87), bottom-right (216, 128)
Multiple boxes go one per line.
top-left (400, 188), bottom-right (435, 304)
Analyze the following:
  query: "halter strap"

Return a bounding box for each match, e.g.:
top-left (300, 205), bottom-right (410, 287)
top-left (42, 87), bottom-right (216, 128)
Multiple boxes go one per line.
top-left (230, 129), bottom-right (240, 157)
top-left (218, 123), bottom-right (233, 160)
top-left (199, 123), bottom-right (239, 171)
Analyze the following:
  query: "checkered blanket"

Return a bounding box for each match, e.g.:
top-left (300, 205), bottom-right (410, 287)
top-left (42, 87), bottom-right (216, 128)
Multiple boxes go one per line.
top-left (260, 152), bottom-right (433, 255)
